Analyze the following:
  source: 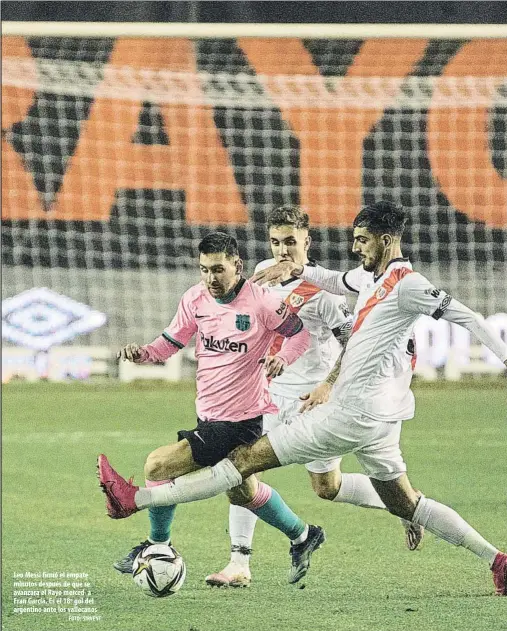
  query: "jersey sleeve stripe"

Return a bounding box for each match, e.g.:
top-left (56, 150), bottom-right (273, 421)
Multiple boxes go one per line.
top-left (291, 281), bottom-right (321, 299)
top-left (162, 332), bottom-right (184, 349)
top-left (342, 271), bottom-right (360, 294)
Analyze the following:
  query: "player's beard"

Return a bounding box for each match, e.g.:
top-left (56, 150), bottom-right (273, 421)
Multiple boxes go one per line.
top-left (208, 276), bottom-right (239, 298)
top-left (208, 283), bottom-right (226, 297)
top-left (361, 247), bottom-right (383, 273)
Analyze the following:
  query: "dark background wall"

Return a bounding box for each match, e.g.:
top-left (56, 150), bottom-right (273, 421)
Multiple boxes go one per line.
top-left (3, 1), bottom-right (507, 24)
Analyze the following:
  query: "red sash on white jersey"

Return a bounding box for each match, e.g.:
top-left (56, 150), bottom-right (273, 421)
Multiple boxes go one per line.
top-left (269, 281), bottom-right (321, 357)
top-left (351, 266), bottom-right (417, 370)
top-left (352, 267), bottom-right (413, 334)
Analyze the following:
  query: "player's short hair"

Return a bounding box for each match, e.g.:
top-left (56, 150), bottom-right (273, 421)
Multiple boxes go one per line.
top-left (267, 205), bottom-right (310, 230)
top-left (353, 201), bottom-right (408, 237)
top-left (198, 232), bottom-right (239, 258)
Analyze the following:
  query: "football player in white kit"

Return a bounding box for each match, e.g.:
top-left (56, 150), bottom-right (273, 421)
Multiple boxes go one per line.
top-left (205, 205), bottom-right (421, 588)
top-left (100, 201), bottom-right (507, 595)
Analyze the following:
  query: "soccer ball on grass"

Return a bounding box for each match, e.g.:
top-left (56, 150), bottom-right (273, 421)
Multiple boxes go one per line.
top-left (132, 544), bottom-right (186, 597)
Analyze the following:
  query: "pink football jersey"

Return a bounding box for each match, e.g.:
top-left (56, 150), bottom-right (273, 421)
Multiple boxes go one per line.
top-left (140, 278), bottom-right (307, 422)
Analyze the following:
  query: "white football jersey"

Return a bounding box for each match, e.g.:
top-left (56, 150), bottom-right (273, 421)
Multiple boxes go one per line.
top-left (255, 259), bottom-right (352, 397)
top-left (302, 259), bottom-right (455, 421)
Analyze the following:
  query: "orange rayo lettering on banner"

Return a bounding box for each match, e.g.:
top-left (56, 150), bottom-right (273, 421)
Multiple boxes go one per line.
top-left (427, 40), bottom-right (507, 228)
top-left (50, 38), bottom-right (248, 223)
top-left (2, 37), bottom-right (47, 220)
top-left (239, 38), bottom-right (428, 226)
top-left (4, 38), bottom-right (248, 224)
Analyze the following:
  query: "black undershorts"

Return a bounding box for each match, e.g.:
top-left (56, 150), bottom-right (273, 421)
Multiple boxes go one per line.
top-left (177, 416), bottom-right (263, 467)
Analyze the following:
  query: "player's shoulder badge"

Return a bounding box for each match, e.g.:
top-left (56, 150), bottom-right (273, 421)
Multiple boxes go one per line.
top-left (339, 302), bottom-right (352, 317)
top-left (375, 286), bottom-right (387, 300)
top-left (424, 287), bottom-right (441, 298)
top-left (235, 314), bottom-right (251, 331)
top-left (289, 294), bottom-right (305, 308)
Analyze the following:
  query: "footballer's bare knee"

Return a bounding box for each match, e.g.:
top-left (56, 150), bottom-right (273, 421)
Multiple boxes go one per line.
top-left (144, 440), bottom-right (198, 481)
top-left (309, 468), bottom-right (341, 501)
top-left (228, 436), bottom-right (281, 479)
top-left (370, 474), bottom-right (420, 521)
top-left (144, 452), bottom-right (167, 481)
top-left (227, 475), bottom-right (258, 505)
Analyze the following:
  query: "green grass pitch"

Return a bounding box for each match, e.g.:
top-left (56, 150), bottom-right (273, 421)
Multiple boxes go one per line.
top-left (2, 381), bottom-right (506, 631)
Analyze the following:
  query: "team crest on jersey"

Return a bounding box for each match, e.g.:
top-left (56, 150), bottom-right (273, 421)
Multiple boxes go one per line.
top-left (289, 294), bottom-right (305, 308)
top-left (235, 314), bottom-right (251, 331)
top-left (375, 286), bottom-right (388, 300)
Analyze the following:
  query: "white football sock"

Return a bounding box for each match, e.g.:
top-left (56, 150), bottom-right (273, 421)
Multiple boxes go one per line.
top-left (413, 497), bottom-right (498, 565)
top-left (135, 459), bottom-right (243, 509)
top-left (229, 504), bottom-right (257, 552)
top-left (291, 524), bottom-right (309, 545)
top-left (333, 473), bottom-right (386, 509)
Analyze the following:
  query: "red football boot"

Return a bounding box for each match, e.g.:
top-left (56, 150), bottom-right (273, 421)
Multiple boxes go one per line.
top-left (97, 454), bottom-right (139, 519)
top-left (492, 552), bottom-right (507, 596)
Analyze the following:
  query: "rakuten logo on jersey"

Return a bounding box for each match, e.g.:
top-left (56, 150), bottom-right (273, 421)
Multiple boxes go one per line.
top-left (199, 333), bottom-right (248, 353)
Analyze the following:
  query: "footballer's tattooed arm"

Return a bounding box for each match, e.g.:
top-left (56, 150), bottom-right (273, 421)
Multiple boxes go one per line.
top-left (325, 345), bottom-right (347, 387)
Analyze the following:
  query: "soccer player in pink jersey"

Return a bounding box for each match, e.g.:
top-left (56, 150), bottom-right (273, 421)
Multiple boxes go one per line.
top-left (110, 232), bottom-right (324, 582)
top-left (99, 204), bottom-right (507, 595)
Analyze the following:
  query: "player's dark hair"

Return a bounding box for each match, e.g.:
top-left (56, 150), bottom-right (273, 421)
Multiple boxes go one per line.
top-left (198, 232), bottom-right (239, 258)
top-left (353, 201), bottom-right (407, 237)
top-left (267, 205), bottom-right (310, 230)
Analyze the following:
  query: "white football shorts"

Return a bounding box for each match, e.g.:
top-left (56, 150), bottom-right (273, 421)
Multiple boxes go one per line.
top-left (264, 391), bottom-right (341, 474)
top-left (267, 400), bottom-right (407, 482)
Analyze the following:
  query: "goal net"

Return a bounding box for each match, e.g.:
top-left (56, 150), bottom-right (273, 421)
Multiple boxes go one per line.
top-left (2, 33), bottom-right (507, 353)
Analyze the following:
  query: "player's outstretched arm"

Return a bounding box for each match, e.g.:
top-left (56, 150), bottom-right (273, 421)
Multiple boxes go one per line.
top-left (253, 263), bottom-right (365, 297)
top-left (399, 274), bottom-right (507, 366)
top-left (251, 259), bottom-right (352, 295)
top-left (117, 335), bottom-right (184, 364)
top-left (440, 300), bottom-right (507, 365)
top-left (251, 260), bottom-right (303, 285)
top-left (301, 264), bottom-right (370, 296)
top-left (118, 292), bottom-right (198, 363)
